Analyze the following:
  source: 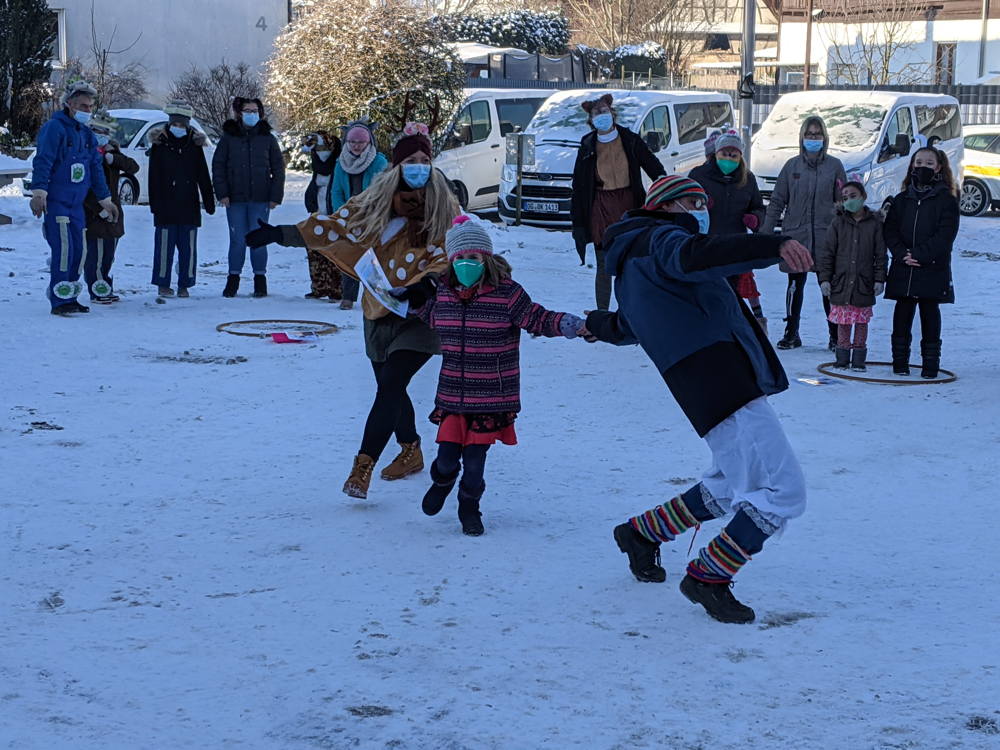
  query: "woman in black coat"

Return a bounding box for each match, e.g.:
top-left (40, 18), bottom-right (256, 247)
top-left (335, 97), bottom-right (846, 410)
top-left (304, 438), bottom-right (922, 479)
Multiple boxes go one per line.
top-left (570, 93), bottom-right (665, 310)
top-left (883, 146), bottom-right (960, 378)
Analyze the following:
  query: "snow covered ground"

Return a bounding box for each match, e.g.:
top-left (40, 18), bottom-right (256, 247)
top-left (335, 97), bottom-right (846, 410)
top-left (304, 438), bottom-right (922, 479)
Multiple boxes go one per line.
top-left (2, 174), bottom-right (999, 749)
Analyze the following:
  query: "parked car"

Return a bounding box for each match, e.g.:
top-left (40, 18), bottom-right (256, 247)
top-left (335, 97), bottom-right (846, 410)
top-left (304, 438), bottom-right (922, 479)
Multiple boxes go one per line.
top-left (21, 108), bottom-right (214, 206)
top-left (435, 88), bottom-right (555, 212)
top-left (496, 88), bottom-right (733, 227)
top-left (751, 90), bottom-right (964, 213)
top-left (959, 124), bottom-right (1000, 216)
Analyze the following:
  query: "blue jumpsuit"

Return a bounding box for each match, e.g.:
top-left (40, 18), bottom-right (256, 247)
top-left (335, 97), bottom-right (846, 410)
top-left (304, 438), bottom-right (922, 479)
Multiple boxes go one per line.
top-left (31, 111), bottom-right (110, 309)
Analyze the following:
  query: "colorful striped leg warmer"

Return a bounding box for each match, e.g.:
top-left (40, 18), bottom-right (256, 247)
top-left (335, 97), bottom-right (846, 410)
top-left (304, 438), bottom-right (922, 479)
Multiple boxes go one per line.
top-left (629, 484), bottom-right (722, 544)
top-left (687, 509), bottom-right (769, 583)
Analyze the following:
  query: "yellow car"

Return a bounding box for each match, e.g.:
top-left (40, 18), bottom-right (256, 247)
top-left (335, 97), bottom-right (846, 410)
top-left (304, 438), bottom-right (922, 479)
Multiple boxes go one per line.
top-left (961, 125), bottom-right (1000, 216)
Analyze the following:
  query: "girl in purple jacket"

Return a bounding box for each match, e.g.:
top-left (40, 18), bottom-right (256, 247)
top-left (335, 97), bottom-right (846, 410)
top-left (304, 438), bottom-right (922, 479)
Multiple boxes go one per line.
top-left (392, 216), bottom-right (584, 535)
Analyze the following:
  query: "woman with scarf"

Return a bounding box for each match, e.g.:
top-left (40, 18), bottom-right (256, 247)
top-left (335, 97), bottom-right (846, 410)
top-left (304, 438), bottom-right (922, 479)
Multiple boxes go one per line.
top-left (245, 122), bottom-right (459, 499)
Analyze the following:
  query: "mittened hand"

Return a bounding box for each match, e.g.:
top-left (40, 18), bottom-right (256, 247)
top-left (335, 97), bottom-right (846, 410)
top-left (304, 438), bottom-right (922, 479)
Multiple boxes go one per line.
top-left (742, 213), bottom-right (760, 231)
top-left (390, 276), bottom-right (437, 307)
top-left (245, 219), bottom-right (282, 247)
top-left (105, 152), bottom-right (114, 165)
top-left (558, 313), bottom-right (585, 339)
top-left (874, 281), bottom-right (884, 296)
top-left (820, 281), bottom-right (831, 297)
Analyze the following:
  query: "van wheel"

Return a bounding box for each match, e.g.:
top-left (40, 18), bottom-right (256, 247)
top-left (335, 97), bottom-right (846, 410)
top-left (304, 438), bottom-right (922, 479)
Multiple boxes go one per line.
top-left (454, 182), bottom-right (469, 210)
top-left (960, 179), bottom-right (989, 217)
top-left (118, 176), bottom-right (139, 206)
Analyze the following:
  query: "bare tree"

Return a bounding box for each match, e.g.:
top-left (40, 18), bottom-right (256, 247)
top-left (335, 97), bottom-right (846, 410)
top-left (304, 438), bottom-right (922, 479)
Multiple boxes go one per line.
top-left (170, 61), bottom-right (263, 136)
top-left (413, 0), bottom-right (483, 15)
top-left (86, 0), bottom-right (147, 106)
top-left (819, 0), bottom-right (933, 85)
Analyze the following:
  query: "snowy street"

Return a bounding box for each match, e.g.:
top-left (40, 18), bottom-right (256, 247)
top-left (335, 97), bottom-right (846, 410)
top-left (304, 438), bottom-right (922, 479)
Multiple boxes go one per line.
top-left (2, 175), bottom-right (999, 749)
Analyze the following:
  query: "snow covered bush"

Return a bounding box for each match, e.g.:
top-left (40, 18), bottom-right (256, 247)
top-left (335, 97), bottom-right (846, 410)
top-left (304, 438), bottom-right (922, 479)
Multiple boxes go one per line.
top-left (0, 0), bottom-right (56, 138)
top-left (276, 130), bottom-right (311, 172)
top-left (267, 1), bottom-right (466, 151)
top-left (434, 9), bottom-right (571, 55)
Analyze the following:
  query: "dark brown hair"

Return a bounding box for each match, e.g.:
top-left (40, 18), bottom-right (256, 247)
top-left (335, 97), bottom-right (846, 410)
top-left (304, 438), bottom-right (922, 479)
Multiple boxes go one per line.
top-left (581, 94), bottom-right (615, 131)
top-left (901, 147), bottom-right (959, 197)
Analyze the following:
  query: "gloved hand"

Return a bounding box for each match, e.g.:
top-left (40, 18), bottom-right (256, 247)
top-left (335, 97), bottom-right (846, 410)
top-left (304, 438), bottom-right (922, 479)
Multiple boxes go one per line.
top-left (741, 213), bottom-right (760, 231)
top-left (104, 152), bottom-right (114, 165)
top-left (820, 281), bottom-right (831, 297)
top-left (874, 281), bottom-right (884, 296)
top-left (98, 198), bottom-right (119, 223)
top-left (245, 219), bottom-right (282, 247)
top-left (558, 313), bottom-right (585, 339)
top-left (389, 276), bottom-right (437, 307)
top-left (29, 189), bottom-right (47, 217)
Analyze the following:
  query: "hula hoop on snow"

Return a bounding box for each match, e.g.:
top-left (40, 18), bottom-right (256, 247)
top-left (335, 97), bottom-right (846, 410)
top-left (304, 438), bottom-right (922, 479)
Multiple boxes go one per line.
top-left (216, 319), bottom-right (339, 337)
top-left (816, 361), bottom-right (957, 385)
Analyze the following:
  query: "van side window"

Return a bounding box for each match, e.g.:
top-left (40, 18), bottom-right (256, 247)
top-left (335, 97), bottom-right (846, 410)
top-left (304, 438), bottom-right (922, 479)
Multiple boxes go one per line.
top-left (880, 108), bottom-right (914, 162)
top-left (706, 102), bottom-right (733, 130)
top-left (674, 103), bottom-right (707, 145)
top-left (915, 104), bottom-right (961, 143)
top-left (496, 98), bottom-right (546, 137)
top-left (469, 100), bottom-right (492, 143)
top-left (640, 106), bottom-right (670, 150)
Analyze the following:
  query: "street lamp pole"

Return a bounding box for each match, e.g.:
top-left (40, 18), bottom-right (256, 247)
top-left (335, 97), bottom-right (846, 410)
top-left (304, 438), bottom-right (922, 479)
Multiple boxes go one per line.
top-left (804, 0), bottom-right (815, 89)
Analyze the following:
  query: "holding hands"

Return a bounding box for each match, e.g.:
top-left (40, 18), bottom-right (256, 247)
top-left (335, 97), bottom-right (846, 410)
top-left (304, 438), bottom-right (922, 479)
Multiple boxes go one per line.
top-left (389, 276), bottom-right (438, 308)
top-left (779, 239), bottom-right (813, 273)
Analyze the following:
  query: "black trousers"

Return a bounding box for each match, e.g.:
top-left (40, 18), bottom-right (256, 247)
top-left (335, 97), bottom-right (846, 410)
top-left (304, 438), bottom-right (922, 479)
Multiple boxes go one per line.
top-left (892, 298), bottom-right (942, 343)
top-left (435, 442), bottom-right (489, 494)
top-left (785, 272), bottom-right (834, 336)
top-left (359, 350), bottom-right (431, 460)
top-left (595, 246), bottom-right (612, 311)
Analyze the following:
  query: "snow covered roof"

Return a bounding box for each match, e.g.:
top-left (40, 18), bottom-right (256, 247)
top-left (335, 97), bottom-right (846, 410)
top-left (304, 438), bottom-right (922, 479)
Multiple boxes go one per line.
top-left (774, 90), bottom-right (960, 109)
top-left (463, 88), bottom-right (557, 100)
top-left (0, 154), bottom-right (31, 176)
top-left (451, 43), bottom-right (531, 64)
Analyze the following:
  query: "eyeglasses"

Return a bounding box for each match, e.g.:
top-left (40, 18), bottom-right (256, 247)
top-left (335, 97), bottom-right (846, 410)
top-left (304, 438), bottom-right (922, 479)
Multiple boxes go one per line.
top-left (689, 197), bottom-right (707, 210)
top-left (346, 139), bottom-right (369, 146)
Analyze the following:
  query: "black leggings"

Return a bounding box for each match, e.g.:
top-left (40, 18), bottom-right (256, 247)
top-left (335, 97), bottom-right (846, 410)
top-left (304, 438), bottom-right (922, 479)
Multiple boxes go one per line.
top-left (892, 298), bottom-right (941, 343)
top-left (435, 442), bottom-right (489, 493)
top-left (594, 246), bottom-right (612, 311)
top-left (359, 350), bottom-right (432, 460)
top-left (785, 272), bottom-right (833, 333)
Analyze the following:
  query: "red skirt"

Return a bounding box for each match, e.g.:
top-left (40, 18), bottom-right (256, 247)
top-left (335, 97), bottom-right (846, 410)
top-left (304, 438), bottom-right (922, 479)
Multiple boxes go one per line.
top-left (431, 410), bottom-right (518, 447)
top-left (735, 271), bottom-right (760, 300)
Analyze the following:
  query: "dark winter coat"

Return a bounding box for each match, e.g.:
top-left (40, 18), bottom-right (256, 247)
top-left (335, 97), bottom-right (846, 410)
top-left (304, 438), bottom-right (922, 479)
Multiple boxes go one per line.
top-left (148, 126), bottom-right (215, 227)
top-left (83, 143), bottom-right (138, 239)
top-left (688, 160), bottom-right (765, 236)
top-left (212, 119), bottom-right (285, 205)
top-left (416, 279), bottom-right (566, 414)
top-left (570, 125), bottom-right (666, 244)
top-left (304, 139), bottom-right (341, 214)
top-left (883, 182), bottom-right (959, 303)
top-left (815, 208), bottom-right (888, 308)
top-left (585, 211), bottom-right (790, 437)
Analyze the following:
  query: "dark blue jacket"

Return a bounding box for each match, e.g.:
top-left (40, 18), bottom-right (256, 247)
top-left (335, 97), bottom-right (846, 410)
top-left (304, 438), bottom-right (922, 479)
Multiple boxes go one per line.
top-left (31, 110), bottom-right (110, 206)
top-left (586, 210), bottom-right (790, 436)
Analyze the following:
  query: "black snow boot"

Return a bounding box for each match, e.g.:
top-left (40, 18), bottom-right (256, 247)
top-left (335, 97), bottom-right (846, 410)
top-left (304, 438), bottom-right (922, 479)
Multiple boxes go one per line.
top-left (850, 347), bottom-right (868, 372)
top-left (834, 347), bottom-right (850, 369)
top-left (457, 483), bottom-right (485, 536)
top-left (253, 274), bottom-right (268, 298)
top-left (776, 320), bottom-right (801, 350)
top-left (613, 523), bottom-right (666, 583)
top-left (891, 333), bottom-right (911, 375)
top-left (223, 274), bottom-right (240, 298)
top-left (827, 321), bottom-right (838, 352)
top-left (920, 339), bottom-right (941, 379)
top-left (421, 462), bottom-right (460, 516)
top-left (679, 574), bottom-right (755, 624)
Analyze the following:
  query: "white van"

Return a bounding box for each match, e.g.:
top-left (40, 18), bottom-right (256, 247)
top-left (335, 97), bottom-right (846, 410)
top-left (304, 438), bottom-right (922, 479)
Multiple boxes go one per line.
top-left (435, 88), bottom-right (555, 212)
top-left (496, 89), bottom-right (734, 227)
top-left (751, 91), bottom-right (964, 212)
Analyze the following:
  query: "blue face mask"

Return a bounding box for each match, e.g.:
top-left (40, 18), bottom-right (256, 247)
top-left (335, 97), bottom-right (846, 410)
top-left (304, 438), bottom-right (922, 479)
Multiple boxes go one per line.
top-left (95, 134), bottom-right (111, 147)
top-left (73, 110), bottom-right (92, 125)
top-left (684, 206), bottom-right (711, 234)
top-left (803, 138), bottom-right (824, 153)
top-left (242, 112), bottom-right (260, 128)
top-left (593, 113), bottom-right (614, 132)
top-left (169, 126), bottom-right (187, 139)
top-left (402, 163), bottom-right (431, 189)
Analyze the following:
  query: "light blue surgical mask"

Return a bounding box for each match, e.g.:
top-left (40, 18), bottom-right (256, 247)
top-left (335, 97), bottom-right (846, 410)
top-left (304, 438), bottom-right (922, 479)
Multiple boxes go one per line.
top-left (95, 134), bottom-right (111, 147)
top-left (593, 113), bottom-right (614, 132)
top-left (242, 112), bottom-right (260, 128)
top-left (803, 138), bottom-right (824, 153)
top-left (684, 206), bottom-right (711, 234)
top-left (402, 163), bottom-right (431, 189)
top-left (73, 110), bottom-right (92, 125)
top-left (169, 126), bottom-right (187, 139)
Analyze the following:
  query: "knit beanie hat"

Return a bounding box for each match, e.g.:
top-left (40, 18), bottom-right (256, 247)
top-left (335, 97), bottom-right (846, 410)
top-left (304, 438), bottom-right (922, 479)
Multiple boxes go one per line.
top-left (392, 122), bottom-right (433, 167)
top-left (61, 80), bottom-right (97, 107)
top-left (704, 131), bottom-right (720, 156)
top-left (644, 175), bottom-right (707, 211)
top-left (164, 100), bottom-right (194, 124)
top-left (445, 215), bottom-right (493, 260)
top-left (714, 129), bottom-right (744, 155)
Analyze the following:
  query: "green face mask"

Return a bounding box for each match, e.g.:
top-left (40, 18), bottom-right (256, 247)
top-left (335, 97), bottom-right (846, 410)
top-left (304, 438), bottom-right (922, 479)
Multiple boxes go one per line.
top-left (716, 157), bottom-right (740, 175)
top-left (453, 258), bottom-right (484, 287)
top-left (843, 198), bottom-right (865, 213)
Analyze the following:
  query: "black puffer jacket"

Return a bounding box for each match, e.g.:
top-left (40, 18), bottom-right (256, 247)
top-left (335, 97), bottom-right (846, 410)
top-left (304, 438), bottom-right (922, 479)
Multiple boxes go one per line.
top-left (148, 126), bottom-right (215, 227)
top-left (883, 182), bottom-right (959, 303)
top-left (570, 126), bottom-right (665, 244)
top-left (304, 138), bottom-right (342, 214)
top-left (212, 119), bottom-right (285, 205)
top-left (688, 160), bottom-right (765, 236)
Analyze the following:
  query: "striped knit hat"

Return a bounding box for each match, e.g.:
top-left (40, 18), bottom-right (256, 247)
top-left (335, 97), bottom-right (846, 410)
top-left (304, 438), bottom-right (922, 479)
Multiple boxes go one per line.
top-left (644, 175), bottom-right (707, 211)
top-left (445, 215), bottom-right (493, 260)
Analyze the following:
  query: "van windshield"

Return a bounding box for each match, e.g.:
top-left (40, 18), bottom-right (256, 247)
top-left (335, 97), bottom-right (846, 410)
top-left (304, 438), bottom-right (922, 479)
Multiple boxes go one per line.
top-left (756, 100), bottom-right (887, 152)
top-left (527, 94), bottom-right (645, 141)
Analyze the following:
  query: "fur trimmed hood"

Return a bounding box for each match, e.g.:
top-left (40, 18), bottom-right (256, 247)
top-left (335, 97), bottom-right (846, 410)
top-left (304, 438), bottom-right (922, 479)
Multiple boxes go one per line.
top-left (222, 118), bottom-right (273, 136)
top-left (150, 125), bottom-right (208, 146)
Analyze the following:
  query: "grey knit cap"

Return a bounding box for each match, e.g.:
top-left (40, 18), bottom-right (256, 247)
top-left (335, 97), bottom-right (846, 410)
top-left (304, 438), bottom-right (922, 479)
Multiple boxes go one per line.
top-left (714, 129), bottom-right (744, 155)
top-left (445, 215), bottom-right (493, 260)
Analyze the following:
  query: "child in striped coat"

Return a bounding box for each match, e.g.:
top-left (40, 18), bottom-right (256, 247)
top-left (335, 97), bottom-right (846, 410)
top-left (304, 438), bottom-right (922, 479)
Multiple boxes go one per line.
top-left (391, 216), bottom-right (584, 535)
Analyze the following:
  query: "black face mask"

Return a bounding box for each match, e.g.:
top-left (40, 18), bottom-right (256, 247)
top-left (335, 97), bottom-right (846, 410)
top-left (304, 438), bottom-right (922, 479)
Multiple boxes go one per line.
top-left (911, 166), bottom-right (936, 187)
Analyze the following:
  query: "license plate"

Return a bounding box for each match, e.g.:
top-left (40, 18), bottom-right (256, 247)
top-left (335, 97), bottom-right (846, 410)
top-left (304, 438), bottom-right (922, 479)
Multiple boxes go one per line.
top-left (523, 201), bottom-right (559, 213)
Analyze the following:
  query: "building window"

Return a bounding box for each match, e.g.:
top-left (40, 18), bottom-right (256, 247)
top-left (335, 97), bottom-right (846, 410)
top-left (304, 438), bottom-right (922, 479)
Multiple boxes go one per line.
top-left (48, 9), bottom-right (67, 67)
top-left (935, 42), bottom-right (956, 85)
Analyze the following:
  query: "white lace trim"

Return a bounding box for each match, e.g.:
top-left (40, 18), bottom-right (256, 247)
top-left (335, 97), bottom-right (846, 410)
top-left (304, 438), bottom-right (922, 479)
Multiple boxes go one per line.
top-left (733, 501), bottom-right (783, 536)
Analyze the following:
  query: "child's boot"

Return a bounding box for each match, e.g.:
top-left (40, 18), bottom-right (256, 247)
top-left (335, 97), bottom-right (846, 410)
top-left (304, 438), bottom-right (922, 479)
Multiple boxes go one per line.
top-left (381, 440), bottom-right (423, 481)
top-left (253, 274), bottom-right (268, 298)
top-left (613, 524), bottom-right (665, 583)
top-left (343, 453), bottom-right (375, 499)
top-left (679, 575), bottom-right (755, 624)
top-left (422, 461), bottom-right (460, 516)
top-left (850, 347), bottom-right (867, 372)
top-left (457, 483), bottom-right (485, 536)
top-left (891, 333), bottom-right (911, 375)
top-left (920, 339), bottom-right (941, 379)
top-left (834, 347), bottom-right (850, 369)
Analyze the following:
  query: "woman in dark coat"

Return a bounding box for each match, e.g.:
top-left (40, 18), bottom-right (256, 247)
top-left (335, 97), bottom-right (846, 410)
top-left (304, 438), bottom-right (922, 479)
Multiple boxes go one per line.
top-left (688, 129), bottom-right (768, 333)
top-left (883, 146), bottom-right (960, 378)
top-left (570, 93), bottom-right (665, 310)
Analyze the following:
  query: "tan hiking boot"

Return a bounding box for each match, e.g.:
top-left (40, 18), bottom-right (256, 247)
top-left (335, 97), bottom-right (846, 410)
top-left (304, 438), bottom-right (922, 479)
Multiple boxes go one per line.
top-left (380, 441), bottom-right (424, 481)
top-left (343, 453), bottom-right (376, 499)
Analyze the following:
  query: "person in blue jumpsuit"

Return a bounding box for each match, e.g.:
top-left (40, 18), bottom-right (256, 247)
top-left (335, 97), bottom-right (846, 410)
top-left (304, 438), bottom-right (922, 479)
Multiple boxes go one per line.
top-left (29, 81), bottom-right (119, 315)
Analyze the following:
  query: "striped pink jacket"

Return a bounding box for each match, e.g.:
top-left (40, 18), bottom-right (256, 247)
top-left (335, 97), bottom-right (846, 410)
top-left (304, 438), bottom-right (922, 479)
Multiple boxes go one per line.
top-left (417, 279), bottom-right (566, 413)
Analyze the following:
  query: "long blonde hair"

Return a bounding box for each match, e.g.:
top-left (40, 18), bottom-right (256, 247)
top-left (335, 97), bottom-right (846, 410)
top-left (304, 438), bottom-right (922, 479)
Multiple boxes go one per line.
top-left (346, 165), bottom-right (459, 246)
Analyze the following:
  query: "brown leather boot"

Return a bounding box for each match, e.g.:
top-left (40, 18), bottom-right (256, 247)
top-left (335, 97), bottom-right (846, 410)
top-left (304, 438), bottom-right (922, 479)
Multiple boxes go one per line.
top-left (343, 453), bottom-right (375, 498)
top-left (380, 440), bottom-right (424, 481)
